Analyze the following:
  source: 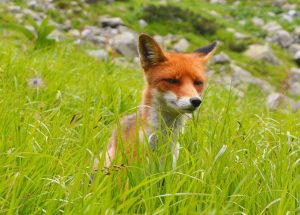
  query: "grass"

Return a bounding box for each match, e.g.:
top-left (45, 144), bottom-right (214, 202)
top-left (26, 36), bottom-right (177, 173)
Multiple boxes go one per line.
top-left (0, 29), bottom-right (300, 214)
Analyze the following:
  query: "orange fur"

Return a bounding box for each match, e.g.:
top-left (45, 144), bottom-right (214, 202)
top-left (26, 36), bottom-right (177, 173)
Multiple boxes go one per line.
top-left (93, 34), bottom-right (217, 172)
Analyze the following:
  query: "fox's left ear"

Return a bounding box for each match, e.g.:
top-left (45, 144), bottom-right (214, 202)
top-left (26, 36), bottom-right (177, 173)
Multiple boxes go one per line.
top-left (193, 41), bottom-right (218, 62)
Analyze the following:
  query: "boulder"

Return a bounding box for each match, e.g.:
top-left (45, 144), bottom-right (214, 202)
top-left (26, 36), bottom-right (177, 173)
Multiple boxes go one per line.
top-left (294, 51), bottom-right (300, 65)
top-left (288, 44), bottom-right (300, 56)
top-left (139, 19), bottom-right (147, 28)
top-left (173, 38), bottom-right (189, 52)
top-left (251, 17), bottom-right (265, 27)
top-left (262, 21), bottom-right (282, 35)
top-left (266, 92), bottom-right (300, 112)
top-left (100, 17), bottom-right (124, 28)
top-left (244, 44), bottom-right (280, 65)
top-left (231, 64), bottom-right (274, 93)
top-left (292, 27), bottom-right (300, 43)
top-left (289, 83), bottom-right (300, 96)
top-left (269, 30), bottom-right (293, 48)
top-left (86, 49), bottom-right (108, 60)
top-left (111, 31), bottom-right (138, 58)
top-left (210, 0), bottom-right (226, 3)
top-left (212, 52), bottom-right (231, 64)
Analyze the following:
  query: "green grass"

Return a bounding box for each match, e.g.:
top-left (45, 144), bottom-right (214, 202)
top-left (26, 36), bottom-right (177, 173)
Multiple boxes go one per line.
top-left (0, 30), bottom-right (300, 214)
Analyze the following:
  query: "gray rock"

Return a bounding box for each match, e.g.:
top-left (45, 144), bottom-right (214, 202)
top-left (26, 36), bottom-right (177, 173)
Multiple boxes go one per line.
top-left (68, 29), bottom-right (81, 38)
top-left (210, 0), bottom-right (226, 3)
top-left (266, 92), bottom-right (299, 112)
top-left (212, 52), bottom-right (231, 64)
top-left (293, 51), bottom-right (300, 65)
top-left (100, 17), bottom-right (124, 28)
top-left (263, 21), bottom-right (282, 35)
top-left (273, 0), bottom-right (286, 6)
top-left (48, 30), bottom-right (66, 41)
top-left (139, 19), bottom-right (147, 29)
top-left (86, 49), bottom-right (108, 60)
top-left (251, 17), bottom-right (265, 27)
top-left (270, 30), bottom-right (293, 48)
top-left (231, 64), bottom-right (274, 93)
top-left (282, 3), bottom-right (297, 10)
top-left (8, 5), bottom-right (21, 13)
top-left (28, 0), bottom-right (38, 9)
top-left (173, 38), bottom-right (189, 52)
top-left (289, 82), bottom-right (300, 96)
top-left (292, 27), bottom-right (300, 43)
top-left (234, 32), bottom-right (251, 40)
top-left (244, 44), bottom-right (280, 65)
top-left (288, 44), bottom-right (300, 56)
top-left (112, 31), bottom-right (138, 58)
top-left (289, 68), bottom-right (300, 83)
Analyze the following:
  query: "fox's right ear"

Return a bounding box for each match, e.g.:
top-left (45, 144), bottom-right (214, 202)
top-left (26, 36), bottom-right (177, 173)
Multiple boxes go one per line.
top-left (138, 34), bottom-right (167, 69)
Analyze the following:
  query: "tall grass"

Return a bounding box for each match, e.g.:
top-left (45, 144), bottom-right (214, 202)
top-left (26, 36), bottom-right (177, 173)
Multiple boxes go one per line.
top-left (0, 37), bottom-right (299, 214)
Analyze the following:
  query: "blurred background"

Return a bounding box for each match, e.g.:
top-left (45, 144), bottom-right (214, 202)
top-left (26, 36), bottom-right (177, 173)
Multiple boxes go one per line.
top-left (1, 0), bottom-right (300, 110)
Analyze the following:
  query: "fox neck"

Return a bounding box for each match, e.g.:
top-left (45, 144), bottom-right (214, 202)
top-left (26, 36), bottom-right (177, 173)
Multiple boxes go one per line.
top-left (141, 87), bottom-right (185, 134)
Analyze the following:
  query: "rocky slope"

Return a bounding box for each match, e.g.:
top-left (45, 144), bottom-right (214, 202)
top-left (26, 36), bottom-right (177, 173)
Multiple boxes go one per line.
top-left (1, 0), bottom-right (300, 111)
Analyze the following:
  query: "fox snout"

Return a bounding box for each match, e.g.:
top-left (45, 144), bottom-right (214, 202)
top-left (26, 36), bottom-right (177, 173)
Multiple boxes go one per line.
top-left (190, 97), bottom-right (202, 108)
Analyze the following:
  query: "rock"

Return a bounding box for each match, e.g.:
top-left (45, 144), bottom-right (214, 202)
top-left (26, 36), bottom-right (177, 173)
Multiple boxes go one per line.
top-left (48, 30), bottom-right (66, 42)
top-left (86, 49), bottom-right (108, 60)
top-left (281, 14), bottom-right (294, 22)
top-left (273, 0), bottom-right (286, 6)
top-left (173, 38), bottom-right (189, 52)
top-left (239, 20), bottom-right (246, 26)
top-left (269, 30), bottom-right (293, 48)
top-left (288, 44), bottom-right (300, 56)
top-left (251, 17), bottom-right (265, 27)
top-left (68, 29), bottom-right (81, 38)
top-left (263, 21), bottom-right (282, 35)
top-left (212, 52), bottom-right (231, 64)
top-left (23, 8), bottom-right (43, 22)
top-left (266, 92), bottom-right (299, 112)
top-left (234, 32), bottom-right (251, 40)
top-left (153, 34), bottom-right (177, 49)
top-left (89, 35), bottom-right (107, 45)
top-left (139, 19), bottom-right (147, 28)
top-left (282, 3), bottom-right (297, 10)
top-left (289, 82), bottom-right (300, 96)
top-left (293, 51), bottom-right (300, 65)
top-left (112, 31), bottom-right (138, 58)
top-left (231, 64), bottom-right (274, 93)
top-left (289, 68), bottom-right (300, 83)
top-left (100, 17), bottom-right (124, 28)
top-left (210, 0), bottom-right (226, 3)
top-left (8, 5), bottom-right (21, 13)
top-left (27, 0), bottom-right (38, 9)
top-left (292, 27), bottom-right (300, 43)
top-left (81, 28), bottom-right (93, 38)
top-left (244, 44), bottom-right (280, 65)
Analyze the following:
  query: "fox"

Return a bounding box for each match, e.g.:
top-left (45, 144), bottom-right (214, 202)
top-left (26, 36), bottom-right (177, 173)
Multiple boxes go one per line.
top-left (94, 34), bottom-right (217, 172)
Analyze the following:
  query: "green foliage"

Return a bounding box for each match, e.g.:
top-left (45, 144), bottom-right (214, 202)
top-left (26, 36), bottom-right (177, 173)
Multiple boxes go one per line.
top-left (0, 18), bottom-right (56, 50)
top-left (0, 35), bottom-right (299, 214)
top-left (141, 5), bottom-right (219, 35)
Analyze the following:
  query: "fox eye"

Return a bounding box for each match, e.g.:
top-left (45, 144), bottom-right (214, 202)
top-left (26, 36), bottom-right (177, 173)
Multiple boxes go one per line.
top-left (164, 78), bottom-right (180, 84)
top-left (194, 80), bottom-right (203, 86)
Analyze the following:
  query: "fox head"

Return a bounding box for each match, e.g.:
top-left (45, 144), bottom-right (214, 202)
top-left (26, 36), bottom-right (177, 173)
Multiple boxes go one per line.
top-left (138, 34), bottom-right (217, 114)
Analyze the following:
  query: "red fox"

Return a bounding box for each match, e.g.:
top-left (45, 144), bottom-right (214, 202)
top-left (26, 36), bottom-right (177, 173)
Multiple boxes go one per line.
top-left (94, 34), bottom-right (217, 171)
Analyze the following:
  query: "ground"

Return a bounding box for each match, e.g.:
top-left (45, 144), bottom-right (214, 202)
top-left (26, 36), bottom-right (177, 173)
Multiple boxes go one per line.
top-left (0, 0), bottom-right (299, 214)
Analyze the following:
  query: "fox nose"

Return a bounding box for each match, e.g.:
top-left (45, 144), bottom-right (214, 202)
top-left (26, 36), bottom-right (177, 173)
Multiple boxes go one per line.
top-left (190, 97), bottom-right (202, 108)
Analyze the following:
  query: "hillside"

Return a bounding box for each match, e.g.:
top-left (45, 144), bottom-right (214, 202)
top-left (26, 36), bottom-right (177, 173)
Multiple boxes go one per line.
top-left (0, 0), bottom-right (299, 214)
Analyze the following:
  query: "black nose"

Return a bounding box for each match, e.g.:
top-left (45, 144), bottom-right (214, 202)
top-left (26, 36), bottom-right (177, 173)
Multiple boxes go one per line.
top-left (190, 97), bottom-right (202, 108)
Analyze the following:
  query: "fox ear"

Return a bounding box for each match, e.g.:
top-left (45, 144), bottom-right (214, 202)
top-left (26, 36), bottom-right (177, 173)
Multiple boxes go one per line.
top-left (138, 34), bottom-right (167, 69)
top-left (193, 41), bottom-right (218, 62)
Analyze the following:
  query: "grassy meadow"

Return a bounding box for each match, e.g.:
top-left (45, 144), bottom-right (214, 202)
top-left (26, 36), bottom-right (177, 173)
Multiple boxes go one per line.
top-left (0, 35), bottom-right (299, 214)
top-left (1, 0), bottom-right (300, 214)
